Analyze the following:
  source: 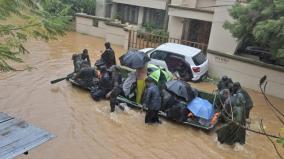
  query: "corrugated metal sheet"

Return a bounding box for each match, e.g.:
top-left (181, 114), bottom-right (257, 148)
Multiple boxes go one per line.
top-left (0, 113), bottom-right (55, 159)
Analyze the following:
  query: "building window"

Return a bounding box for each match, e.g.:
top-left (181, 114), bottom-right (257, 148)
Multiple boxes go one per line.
top-left (182, 19), bottom-right (212, 45)
top-left (143, 8), bottom-right (165, 29)
top-left (117, 4), bottom-right (139, 24)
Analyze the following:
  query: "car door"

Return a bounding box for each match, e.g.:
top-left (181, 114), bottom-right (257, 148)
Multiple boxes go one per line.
top-left (148, 50), bottom-right (169, 70)
top-left (165, 54), bottom-right (192, 81)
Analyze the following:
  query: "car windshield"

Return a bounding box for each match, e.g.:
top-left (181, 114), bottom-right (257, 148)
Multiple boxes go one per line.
top-left (146, 49), bottom-right (154, 55)
top-left (192, 52), bottom-right (206, 65)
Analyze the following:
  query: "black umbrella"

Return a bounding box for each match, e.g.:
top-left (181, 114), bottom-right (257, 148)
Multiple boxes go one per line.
top-left (165, 80), bottom-right (195, 102)
top-left (119, 50), bottom-right (150, 69)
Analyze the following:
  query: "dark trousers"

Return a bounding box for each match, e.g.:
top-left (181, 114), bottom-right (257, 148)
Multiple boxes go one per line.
top-left (110, 87), bottom-right (122, 112)
top-left (145, 110), bottom-right (159, 123)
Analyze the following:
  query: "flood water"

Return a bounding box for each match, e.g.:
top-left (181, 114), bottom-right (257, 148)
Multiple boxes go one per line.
top-left (1, 32), bottom-right (284, 159)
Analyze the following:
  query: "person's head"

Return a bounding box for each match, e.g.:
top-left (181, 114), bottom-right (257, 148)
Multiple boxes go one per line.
top-left (220, 89), bottom-right (230, 102)
top-left (83, 49), bottom-right (88, 54)
top-left (136, 66), bottom-right (147, 79)
top-left (105, 42), bottom-right (111, 49)
top-left (232, 82), bottom-right (241, 94)
top-left (221, 75), bottom-right (229, 81)
top-left (145, 76), bottom-right (155, 87)
top-left (82, 49), bottom-right (88, 59)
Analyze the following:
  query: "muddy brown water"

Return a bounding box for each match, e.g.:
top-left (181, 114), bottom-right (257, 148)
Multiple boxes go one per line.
top-left (1, 32), bottom-right (284, 159)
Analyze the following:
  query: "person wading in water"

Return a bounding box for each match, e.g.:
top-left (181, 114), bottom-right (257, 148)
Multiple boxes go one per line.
top-left (143, 77), bottom-right (162, 124)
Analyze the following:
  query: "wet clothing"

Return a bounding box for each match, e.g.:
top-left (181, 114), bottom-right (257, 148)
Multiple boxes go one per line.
top-left (123, 72), bottom-right (137, 99)
top-left (240, 89), bottom-right (253, 118)
top-left (145, 110), bottom-right (160, 123)
top-left (74, 67), bottom-right (97, 88)
top-left (72, 54), bottom-right (83, 72)
top-left (98, 72), bottom-right (112, 93)
top-left (72, 53), bottom-right (91, 72)
top-left (166, 102), bottom-right (188, 122)
top-left (161, 89), bottom-right (176, 111)
top-left (217, 92), bottom-right (246, 145)
top-left (81, 52), bottom-right (91, 66)
top-left (91, 72), bottom-right (112, 101)
top-left (143, 83), bottom-right (161, 124)
top-left (217, 78), bottom-right (233, 92)
top-left (143, 83), bottom-right (161, 111)
top-left (110, 70), bottom-right (123, 112)
top-left (101, 48), bottom-right (116, 68)
top-left (110, 86), bottom-right (122, 112)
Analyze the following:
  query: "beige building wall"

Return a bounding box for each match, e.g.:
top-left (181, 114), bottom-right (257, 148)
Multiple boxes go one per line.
top-left (167, 16), bottom-right (183, 39)
top-left (76, 14), bottom-right (130, 49)
top-left (168, 6), bottom-right (213, 22)
top-left (171, 0), bottom-right (196, 7)
top-left (196, 0), bottom-right (215, 12)
top-left (112, 0), bottom-right (167, 10)
top-left (207, 0), bottom-right (238, 55)
top-left (207, 53), bottom-right (284, 99)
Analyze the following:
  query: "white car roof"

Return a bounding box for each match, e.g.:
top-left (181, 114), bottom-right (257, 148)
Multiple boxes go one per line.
top-left (155, 43), bottom-right (201, 57)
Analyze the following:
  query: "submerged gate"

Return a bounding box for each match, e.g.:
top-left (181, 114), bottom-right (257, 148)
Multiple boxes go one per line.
top-left (128, 30), bottom-right (208, 53)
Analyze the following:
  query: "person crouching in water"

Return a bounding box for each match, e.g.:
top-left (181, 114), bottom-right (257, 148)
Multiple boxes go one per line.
top-left (73, 62), bottom-right (97, 89)
top-left (91, 66), bottom-right (112, 101)
top-left (72, 49), bottom-right (91, 72)
top-left (143, 77), bottom-right (162, 124)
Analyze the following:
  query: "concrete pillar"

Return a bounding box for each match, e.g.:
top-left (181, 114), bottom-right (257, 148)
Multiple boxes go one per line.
top-left (137, 7), bottom-right (144, 26)
top-left (208, 0), bottom-right (237, 55)
top-left (168, 16), bottom-right (183, 39)
top-left (95, 0), bottom-right (105, 17)
top-left (111, 3), bottom-right (117, 19)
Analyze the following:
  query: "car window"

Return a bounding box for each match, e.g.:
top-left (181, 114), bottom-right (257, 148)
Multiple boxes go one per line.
top-left (192, 52), bottom-right (206, 65)
top-left (150, 50), bottom-right (168, 60)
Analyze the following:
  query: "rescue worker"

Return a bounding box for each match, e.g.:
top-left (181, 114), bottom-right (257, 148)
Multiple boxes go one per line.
top-left (81, 49), bottom-right (91, 66)
top-left (232, 82), bottom-right (253, 119)
top-left (101, 42), bottom-right (116, 68)
top-left (72, 53), bottom-right (82, 72)
top-left (72, 49), bottom-right (91, 72)
top-left (217, 88), bottom-right (246, 145)
top-left (217, 76), bottom-right (233, 92)
top-left (73, 62), bottom-right (97, 88)
top-left (107, 65), bottom-right (124, 112)
top-left (90, 66), bottom-right (112, 101)
top-left (143, 77), bottom-right (162, 124)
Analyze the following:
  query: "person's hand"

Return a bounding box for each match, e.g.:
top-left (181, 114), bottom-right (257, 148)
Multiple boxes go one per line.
top-left (142, 104), bottom-right (147, 110)
top-left (106, 91), bottom-right (112, 99)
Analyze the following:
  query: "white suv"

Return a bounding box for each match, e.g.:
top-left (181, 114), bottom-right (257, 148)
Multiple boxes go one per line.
top-left (140, 43), bottom-right (208, 81)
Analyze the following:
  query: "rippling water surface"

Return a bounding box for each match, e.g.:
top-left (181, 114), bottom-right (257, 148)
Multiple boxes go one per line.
top-left (0, 32), bottom-right (283, 159)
